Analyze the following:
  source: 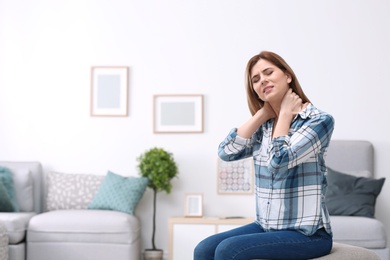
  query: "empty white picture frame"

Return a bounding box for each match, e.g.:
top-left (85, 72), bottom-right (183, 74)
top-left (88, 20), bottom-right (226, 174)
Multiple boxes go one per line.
top-left (153, 94), bottom-right (204, 133)
top-left (90, 66), bottom-right (129, 116)
top-left (184, 193), bottom-right (203, 217)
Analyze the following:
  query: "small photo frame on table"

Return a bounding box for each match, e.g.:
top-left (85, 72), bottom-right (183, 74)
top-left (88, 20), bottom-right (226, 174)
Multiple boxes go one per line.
top-left (90, 66), bottom-right (129, 116)
top-left (184, 193), bottom-right (203, 217)
top-left (153, 94), bottom-right (203, 133)
top-left (217, 157), bottom-right (254, 194)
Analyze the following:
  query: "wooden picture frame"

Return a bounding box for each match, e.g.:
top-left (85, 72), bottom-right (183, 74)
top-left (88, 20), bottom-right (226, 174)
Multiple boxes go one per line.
top-left (217, 157), bottom-right (254, 194)
top-left (184, 193), bottom-right (203, 217)
top-left (153, 94), bottom-right (203, 133)
top-left (90, 66), bottom-right (129, 116)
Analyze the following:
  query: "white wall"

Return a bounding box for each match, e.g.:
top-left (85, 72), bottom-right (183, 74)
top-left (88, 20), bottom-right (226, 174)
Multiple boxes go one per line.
top-left (1, 0), bottom-right (390, 255)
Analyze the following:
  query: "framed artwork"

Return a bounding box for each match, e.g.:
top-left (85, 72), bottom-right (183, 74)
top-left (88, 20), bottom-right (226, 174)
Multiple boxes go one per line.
top-left (90, 66), bottom-right (129, 116)
top-left (153, 94), bottom-right (203, 133)
top-left (217, 157), bottom-right (254, 194)
top-left (184, 193), bottom-right (203, 217)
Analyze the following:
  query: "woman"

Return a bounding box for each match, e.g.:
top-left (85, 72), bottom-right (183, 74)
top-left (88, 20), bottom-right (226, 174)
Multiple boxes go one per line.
top-left (194, 51), bottom-right (334, 260)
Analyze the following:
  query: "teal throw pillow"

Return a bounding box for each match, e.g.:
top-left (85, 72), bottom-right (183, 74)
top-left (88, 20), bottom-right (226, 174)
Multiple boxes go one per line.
top-left (0, 180), bottom-right (16, 212)
top-left (0, 167), bottom-right (19, 212)
top-left (88, 171), bottom-right (148, 215)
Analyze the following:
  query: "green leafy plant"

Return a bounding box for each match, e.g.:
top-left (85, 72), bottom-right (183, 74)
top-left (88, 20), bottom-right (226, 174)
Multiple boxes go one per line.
top-left (137, 147), bottom-right (178, 250)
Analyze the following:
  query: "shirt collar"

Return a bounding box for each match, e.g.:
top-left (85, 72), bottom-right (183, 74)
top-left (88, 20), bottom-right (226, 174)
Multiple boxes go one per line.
top-left (296, 103), bottom-right (315, 120)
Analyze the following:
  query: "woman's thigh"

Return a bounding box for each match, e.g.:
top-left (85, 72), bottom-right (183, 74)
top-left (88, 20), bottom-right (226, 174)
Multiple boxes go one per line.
top-left (194, 222), bottom-right (263, 260)
top-left (215, 228), bottom-right (332, 260)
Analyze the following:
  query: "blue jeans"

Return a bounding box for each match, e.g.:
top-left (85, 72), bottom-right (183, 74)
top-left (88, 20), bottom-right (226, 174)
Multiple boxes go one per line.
top-left (193, 222), bottom-right (332, 260)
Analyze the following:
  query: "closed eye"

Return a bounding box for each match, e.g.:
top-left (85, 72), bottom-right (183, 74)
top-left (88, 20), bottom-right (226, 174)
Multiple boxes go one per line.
top-left (251, 75), bottom-right (260, 84)
top-left (263, 68), bottom-right (273, 75)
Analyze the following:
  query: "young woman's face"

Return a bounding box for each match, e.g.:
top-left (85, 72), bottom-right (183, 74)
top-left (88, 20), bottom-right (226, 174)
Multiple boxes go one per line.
top-left (250, 59), bottom-right (291, 103)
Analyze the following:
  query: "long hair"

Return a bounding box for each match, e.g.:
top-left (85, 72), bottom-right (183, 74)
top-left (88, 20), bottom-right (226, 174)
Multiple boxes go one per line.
top-left (245, 51), bottom-right (311, 116)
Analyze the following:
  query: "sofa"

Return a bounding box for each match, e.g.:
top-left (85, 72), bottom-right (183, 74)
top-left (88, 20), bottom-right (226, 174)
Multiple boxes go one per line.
top-left (0, 140), bottom-right (389, 260)
top-left (325, 140), bottom-right (388, 260)
top-left (0, 162), bottom-right (147, 260)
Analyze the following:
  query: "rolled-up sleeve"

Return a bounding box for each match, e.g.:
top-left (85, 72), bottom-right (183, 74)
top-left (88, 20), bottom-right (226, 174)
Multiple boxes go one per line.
top-left (218, 128), bottom-right (255, 161)
top-left (268, 114), bottom-right (334, 175)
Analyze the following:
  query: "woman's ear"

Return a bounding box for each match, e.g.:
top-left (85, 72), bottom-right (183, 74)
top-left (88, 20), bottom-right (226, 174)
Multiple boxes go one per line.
top-left (286, 73), bottom-right (292, 83)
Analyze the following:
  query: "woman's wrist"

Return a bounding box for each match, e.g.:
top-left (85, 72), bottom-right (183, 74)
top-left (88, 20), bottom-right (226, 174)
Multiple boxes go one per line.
top-left (256, 107), bottom-right (274, 122)
top-left (273, 113), bottom-right (292, 138)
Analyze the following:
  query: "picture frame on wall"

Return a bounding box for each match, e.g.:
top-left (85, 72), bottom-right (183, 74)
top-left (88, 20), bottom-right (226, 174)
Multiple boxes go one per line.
top-left (184, 193), bottom-right (203, 218)
top-left (153, 94), bottom-right (204, 133)
top-left (90, 66), bottom-right (129, 116)
top-left (217, 157), bottom-right (254, 195)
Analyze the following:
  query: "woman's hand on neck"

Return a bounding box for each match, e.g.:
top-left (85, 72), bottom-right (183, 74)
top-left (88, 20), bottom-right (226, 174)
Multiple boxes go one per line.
top-left (271, 89), bottom-right (306, 139)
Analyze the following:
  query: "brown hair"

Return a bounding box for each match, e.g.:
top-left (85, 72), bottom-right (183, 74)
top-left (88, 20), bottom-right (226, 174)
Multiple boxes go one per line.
top-left (245, 51), bottom-right (311, 115)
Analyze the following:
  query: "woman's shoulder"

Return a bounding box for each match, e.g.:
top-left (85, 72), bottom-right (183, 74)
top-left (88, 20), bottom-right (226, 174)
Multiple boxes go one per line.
top-left (307, 104), bottom-right (333, 117)
top-left (307, 104), bottom-right (335, 126)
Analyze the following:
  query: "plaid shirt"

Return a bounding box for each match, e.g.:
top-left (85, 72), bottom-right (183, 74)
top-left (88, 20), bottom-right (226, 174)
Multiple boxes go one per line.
top-left (218, 104), bottom-right (334, 236)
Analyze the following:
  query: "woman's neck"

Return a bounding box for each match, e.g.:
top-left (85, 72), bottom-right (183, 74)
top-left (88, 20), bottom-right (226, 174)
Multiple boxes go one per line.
top-left (269, 101), bottom-right (281, 118)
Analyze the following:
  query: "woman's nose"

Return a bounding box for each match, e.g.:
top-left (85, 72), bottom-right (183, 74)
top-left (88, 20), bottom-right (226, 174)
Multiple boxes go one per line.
top-left (261, 77), bottom-right (268, 85)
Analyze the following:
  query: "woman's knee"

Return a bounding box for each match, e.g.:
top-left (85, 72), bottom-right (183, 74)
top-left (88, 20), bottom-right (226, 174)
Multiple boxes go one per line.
top-left (193, 238), bottom-right (214, 260)
top-left (214, 238), bottom-right (238, 260)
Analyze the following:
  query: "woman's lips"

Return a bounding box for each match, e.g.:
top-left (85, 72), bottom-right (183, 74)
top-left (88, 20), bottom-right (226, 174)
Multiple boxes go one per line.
top-left (263, 86), bottom-right (273, 93)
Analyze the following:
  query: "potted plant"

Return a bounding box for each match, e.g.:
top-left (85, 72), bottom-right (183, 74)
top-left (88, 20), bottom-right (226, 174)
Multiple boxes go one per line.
top-left (137, 147), bottom-right (178, 260)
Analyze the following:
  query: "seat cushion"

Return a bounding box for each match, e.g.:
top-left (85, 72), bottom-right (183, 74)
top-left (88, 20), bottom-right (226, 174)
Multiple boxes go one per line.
top-left (311, 242), bottom-right (381, 260)
top-left (330, 216), bottom-right (386, 248)
top-left (0, 212), bottom-right (36, 244)
top-left (27, 210), bottom-right (140, 244)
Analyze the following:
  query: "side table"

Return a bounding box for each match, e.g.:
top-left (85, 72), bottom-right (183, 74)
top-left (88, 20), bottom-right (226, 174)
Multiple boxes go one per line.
top-left (168, 216), bottom-right (253, 260)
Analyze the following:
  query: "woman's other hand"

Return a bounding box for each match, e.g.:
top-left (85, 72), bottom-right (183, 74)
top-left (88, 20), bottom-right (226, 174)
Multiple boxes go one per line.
top-left (280, 89), bottom-right (304, 118)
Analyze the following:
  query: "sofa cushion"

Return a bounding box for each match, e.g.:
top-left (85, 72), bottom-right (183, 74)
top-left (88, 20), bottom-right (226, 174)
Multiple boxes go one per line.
top-left (0, 161), bottom-right (44, 214)
top-left (46, 172), bottom-right (104, 211)
top-left (0, 167), bottom-right (19, 212)
top-left (0, 212), bottom-right (36, 244)
top-left (330, 216), bottom-right (387, 248)
top-left (326, 168), bottom-right (385, 217)
top-left (12, 168), bottom-right (33, 212)
top-left (0, 167), bottom-right (33, 212)
top-left (27, 210), bottom-right (141, 244)
top-left (88, 171), bottom-right (148, 215)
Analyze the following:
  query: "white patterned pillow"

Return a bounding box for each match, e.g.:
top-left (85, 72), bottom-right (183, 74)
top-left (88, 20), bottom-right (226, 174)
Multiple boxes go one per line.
top-left (46, 172), bottom-right (104, 211)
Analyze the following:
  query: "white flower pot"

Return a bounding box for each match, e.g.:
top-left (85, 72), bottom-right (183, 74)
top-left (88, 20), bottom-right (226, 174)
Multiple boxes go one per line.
top-left (143, 249), bottom-right (163, 260)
